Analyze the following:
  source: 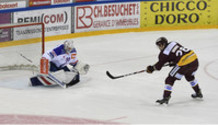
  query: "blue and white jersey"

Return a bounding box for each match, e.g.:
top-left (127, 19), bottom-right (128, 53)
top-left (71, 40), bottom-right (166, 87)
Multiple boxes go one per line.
top-left (42, 44), bottom-right (78, 68)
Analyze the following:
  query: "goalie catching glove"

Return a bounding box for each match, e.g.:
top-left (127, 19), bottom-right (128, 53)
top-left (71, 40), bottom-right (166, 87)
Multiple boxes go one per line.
top-left (74, 60), bottom-right (90, 75)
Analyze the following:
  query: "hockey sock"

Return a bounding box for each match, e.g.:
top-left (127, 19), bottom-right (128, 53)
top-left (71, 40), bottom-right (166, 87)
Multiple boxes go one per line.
top-left (190, 80), bottom-right (200, 93)
top-left (163, 84), bottom-right (172, 98)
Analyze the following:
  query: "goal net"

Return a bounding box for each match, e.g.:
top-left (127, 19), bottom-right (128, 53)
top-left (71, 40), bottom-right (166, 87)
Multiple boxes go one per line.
top-left (0, 23), bottom-right (45, 71)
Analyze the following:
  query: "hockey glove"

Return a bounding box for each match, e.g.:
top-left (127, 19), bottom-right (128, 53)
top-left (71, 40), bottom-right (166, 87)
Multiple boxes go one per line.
top-left (74, 61), bottom-right (90, 75)
top-left (146, 65), bottom-right (154, 73)
top-left (168, 61), bottom-right (176, 67)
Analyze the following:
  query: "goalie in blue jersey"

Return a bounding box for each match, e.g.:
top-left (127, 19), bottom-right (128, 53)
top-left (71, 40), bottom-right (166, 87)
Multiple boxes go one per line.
top-left (29, 39), bottom-right (90, 88)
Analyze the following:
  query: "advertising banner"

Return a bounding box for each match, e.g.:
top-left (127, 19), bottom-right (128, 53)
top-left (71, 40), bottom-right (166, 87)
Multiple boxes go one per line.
top-left (210, 0), bottom-right (218, 25)
top-left (51, 0), bottom-right (73, 5)
top-left (0, 13), bottom-right (11, 42)
top-left (140, 0), bottom-right (217, 28)
top-left (13, 7), bottom-right (71, 40)
top-left (0, 1), bottom-right (26, 10)
top-left (29, 0), bottom-right (51, 7)
top-left (75, 0), bottom-right (95, 2)
top-left (74, 2), bottom-right (140, 32)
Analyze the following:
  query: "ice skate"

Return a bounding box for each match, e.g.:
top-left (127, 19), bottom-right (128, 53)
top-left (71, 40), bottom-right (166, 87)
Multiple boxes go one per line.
top-left (156, 96), bottom-right (171, 104)
top-left (191, 90), bottom-right (203, 98)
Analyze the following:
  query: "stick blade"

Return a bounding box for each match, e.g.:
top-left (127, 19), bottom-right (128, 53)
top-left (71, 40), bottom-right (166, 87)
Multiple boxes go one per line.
top-left (106, 71), bottom-right (122, 79)
top-left (106, 71), bottom-right (115, 79)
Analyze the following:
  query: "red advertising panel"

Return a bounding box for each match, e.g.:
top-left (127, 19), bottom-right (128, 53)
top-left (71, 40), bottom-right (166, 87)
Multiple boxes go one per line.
top-left (75, 0), bottom-right (95, 2)
top-left (52, 0), bottom-right (73, 5)
top-left (29, 0), bottom-right (51, 7)
top-left (0, 1), bottom-right (26, 10)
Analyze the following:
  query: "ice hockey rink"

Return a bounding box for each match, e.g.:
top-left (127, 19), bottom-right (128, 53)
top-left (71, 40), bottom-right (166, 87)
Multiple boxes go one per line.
top-left (0, 29), bottom-right (218, 124)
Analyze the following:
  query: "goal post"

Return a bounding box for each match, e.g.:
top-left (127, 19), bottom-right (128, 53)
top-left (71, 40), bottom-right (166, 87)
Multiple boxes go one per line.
top-left (0, 22), bottom-right (45, 71)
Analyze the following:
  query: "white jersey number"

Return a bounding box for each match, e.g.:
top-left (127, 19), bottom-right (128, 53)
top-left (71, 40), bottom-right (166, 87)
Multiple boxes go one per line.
top-left (176, 47), bottom-right (190, 56)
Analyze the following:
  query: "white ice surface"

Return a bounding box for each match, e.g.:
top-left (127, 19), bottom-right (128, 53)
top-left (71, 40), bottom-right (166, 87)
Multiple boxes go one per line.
top-left (0, 29), bottom-right (218, 124)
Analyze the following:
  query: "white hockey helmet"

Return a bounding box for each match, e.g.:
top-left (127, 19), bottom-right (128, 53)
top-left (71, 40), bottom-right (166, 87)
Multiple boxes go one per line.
top-left (64, 40), bottom-right (74, 53)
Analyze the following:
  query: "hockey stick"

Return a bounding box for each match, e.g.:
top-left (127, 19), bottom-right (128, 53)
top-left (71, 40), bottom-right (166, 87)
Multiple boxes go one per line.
top-left (17, 52), bottom-right (37, 75)
top-left (19, 53), bottom-right (66, 88)
top-left (106, 63), bottom-right (170, 80)
top-left (106, 70), bottom-right (146, 79)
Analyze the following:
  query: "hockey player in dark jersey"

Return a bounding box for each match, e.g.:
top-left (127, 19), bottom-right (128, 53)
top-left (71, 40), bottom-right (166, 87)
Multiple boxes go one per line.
top-left (146, 37), bottom-right (203, 104)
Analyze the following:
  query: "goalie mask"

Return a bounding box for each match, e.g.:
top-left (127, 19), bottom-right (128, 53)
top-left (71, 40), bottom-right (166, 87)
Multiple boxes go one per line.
top-left (64, 40), bottom-right (74, 53)
top-left (156, 37), bottom-right (168, 50)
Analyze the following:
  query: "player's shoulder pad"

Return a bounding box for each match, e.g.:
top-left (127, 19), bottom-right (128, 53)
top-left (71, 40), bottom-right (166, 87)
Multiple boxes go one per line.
top-left (163, 42), bottom-right (177, 55)
top-left (53, 44), bottom-right (66, 56)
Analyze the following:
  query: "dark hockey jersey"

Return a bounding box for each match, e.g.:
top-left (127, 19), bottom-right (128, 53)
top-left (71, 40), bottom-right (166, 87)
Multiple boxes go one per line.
top-left (154, 42), bottom-right (197, 70)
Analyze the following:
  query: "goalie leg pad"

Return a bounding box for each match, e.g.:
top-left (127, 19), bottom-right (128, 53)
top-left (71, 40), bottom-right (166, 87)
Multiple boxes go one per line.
top-left (30, 75), bottom-right (58, 86)
top-left (30, 76), bottom-right (44, 86)
top-left (30, 69), bottom-right (80, 87)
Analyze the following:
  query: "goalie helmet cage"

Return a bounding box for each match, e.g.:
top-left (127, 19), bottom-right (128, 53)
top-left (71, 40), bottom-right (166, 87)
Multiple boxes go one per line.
top-left (0, 22), bottom-right (45, 71)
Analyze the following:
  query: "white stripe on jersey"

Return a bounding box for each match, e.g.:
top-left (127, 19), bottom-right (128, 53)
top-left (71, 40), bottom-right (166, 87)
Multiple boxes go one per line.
top-left (163, 42), bottom-right (177, 55)
top-left (170, 65), bottom-right (180, 77)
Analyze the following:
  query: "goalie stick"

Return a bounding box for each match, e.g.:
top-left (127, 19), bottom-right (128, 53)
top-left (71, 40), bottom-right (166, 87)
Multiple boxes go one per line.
top-left (106, 63), bottom-right (170, 79)
top-left (38, 73), bottom-right (67, 89)
top-left (19, 53), bottom-right (66, 88)
top-left (19, 53), bottom-right (33, 63)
